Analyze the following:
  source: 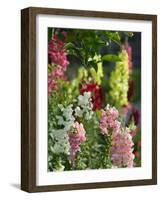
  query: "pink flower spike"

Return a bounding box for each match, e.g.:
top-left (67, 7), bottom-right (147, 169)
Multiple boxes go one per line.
top-left (68, 122), bottom-right (86, 162)
top-left (99, 106), bottom-right (120, 135)
top-left (111, 128), bottom-right (135, 168)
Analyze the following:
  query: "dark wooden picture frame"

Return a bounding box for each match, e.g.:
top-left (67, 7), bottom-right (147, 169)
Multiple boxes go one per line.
top-left (21, 7), bottom-right (157, 193)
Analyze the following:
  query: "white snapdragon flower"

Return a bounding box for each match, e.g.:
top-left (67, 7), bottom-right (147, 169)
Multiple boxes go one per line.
top-left (64, 121), bottom-right (75, 131)
top-left (76, 92), bottom-right (94, 120)
top-left (74, 106), bottom-right (83, 117)
top-left (78, 92), bottom-right (91, 106)
top-left (56, 104), bottom-right (75, 131)
top-left (50, 129), bottom-right (70, 155)
top-left (105, 104), bottom-right (110, 110)
top-left (63, 104), bottom-right (74, 121)
top-left (85, 110), bottom-right (94, 120)
top-left (56, 116), bottom-right (65, 125)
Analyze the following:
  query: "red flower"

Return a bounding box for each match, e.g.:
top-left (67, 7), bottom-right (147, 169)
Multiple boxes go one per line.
top-left (123, 103), bottom-right (140, 126)
top-left (131, 105), bottom-right (140, 125)
top-left (80, 82), bottom-right (103, 110)
top-left (128, 80), bottom-right (135, 101)
top-left (137, 139), bottom-right (141, 147)
top-left (134, 151), bottom-right (140, 158)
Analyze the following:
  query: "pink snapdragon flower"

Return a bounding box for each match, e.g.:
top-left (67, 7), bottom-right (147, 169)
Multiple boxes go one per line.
top-left (48, 75), bottom-right (57, 96)
top-left (48, 31), bottom-right (69, 96)
top-left (111, 128), bottom-right (135, 167)
top-left (99, 106), bottom-right (120, 135)
top-left (51, 65), bottom-right (66, 79)
top-left (68, 122), bottom-right (86, 162)
top-left (99, 105), bottom-right (135, 167)
top-left (48, 33), bottom-right (69, 69)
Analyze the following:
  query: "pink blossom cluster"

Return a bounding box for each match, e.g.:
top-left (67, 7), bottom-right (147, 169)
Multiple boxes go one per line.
top-left (48, 32), bottom-right (69, 96)
top-left (68, 122), bottom-right (86, 162)
top-left (99, 106), bottom-right (135, 167)
top-left (111, 128), bottom-right (135, 167)
top-left (48, 75), bottom-right (58, 95)
top-left (48, 32), bottom-right (69, 69)
top-left (99, 106), bottom-right (120, 135)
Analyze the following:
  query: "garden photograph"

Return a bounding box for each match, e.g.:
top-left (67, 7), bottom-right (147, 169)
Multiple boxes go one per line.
top-left (47, 27), bottom-right (141, 172)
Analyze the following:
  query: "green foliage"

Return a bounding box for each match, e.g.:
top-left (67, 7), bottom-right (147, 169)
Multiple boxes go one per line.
top-left (89, 54), bottom-right (104, 85)
top-left (102, 54), bottom-right (121, 62)
top-left (103, 31), bottom-right (121, 46)
top-left (74, 112), bottom-right (112, 169)
top-left (77, 67), bottom-right (88, 80)
top-left (64, 30), bottom-right (122, 68)
top-left (133, 128), bottom-right (141, 167)
top-left (128, 118), bottom-right (136, 131)
top-left (125, 31), bottom-right (134, 37)
top-left (48, 28), bottom-right (53, 41)
top-left (130, 69), bottom-right (141, 103)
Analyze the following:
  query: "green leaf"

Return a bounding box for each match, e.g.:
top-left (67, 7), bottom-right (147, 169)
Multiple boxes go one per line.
top-left (125, 32), bottom-right (134, 37)
top-left (64, 42), bottom-right (75, 49)
top-left (48, 28), bottom-right (53, 41)
top-left (112, 32), bottom-right (121, 42)
top-left (102, 54), bottom-right (121, 62)
top-left (90, 67), bottom-right (97, 81)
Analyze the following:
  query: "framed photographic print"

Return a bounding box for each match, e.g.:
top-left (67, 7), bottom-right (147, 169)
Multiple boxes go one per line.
top-left (21, 7), bottom-right (157, 192)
